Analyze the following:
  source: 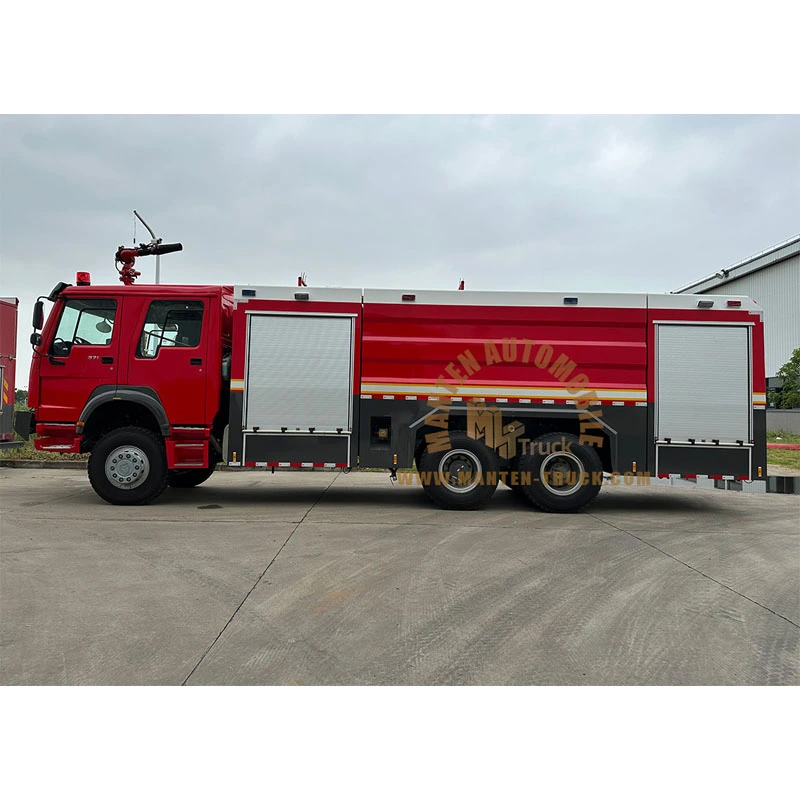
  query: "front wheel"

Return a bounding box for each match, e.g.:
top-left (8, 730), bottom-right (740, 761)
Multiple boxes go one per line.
top-left (416, 431), bottom-right (499, 510)
top-left (167, 465), bottom-right (217, 489)
top-left (88, 426), bottom-right (168, 505)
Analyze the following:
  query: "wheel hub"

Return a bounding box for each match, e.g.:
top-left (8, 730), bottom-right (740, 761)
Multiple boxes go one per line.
top-left (438, 449), bottom-right (482, 494)
top-left (105, 446), bottom-right (150, 490)
top-left (539, 451), bottom-right (584, 496)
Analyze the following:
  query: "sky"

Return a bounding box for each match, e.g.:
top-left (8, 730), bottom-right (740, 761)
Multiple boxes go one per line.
top-left (1, 114), bottom-right (799, 387)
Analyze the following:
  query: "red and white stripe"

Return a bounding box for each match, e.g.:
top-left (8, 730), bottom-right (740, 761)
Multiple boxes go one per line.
top-left (235, 461), bottom-right (348, 468)
top-left (361, 393), bottom-right (646, 406)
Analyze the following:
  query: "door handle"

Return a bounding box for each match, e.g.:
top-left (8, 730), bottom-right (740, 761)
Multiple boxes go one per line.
top-left (101, 357), bottom-right (114, 364)
top-left (190, 358), bottom-right (203, 366)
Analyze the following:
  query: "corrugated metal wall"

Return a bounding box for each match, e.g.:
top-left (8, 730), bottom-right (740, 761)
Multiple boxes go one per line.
top-left (701, 254), bottom-right (800, 377)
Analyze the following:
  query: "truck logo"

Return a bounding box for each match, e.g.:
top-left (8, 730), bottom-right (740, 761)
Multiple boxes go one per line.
top-left (423, 336), bottom-right (606, 459)
top-left (466, 402), bottom-right (525, 459)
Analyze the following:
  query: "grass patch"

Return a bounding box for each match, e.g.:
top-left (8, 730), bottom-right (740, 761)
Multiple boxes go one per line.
top-left (767, 429), bottom-right (800, 444)
top-left (766, 430), bottom-right (800, 470)
top-left (767, 449), bottom-right (800, 470)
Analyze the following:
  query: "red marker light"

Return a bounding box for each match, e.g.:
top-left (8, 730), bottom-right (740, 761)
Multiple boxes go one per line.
top-left (76, 272), bottom-right (91, 286)
top-left (727, 300), bottom-right (741, 307)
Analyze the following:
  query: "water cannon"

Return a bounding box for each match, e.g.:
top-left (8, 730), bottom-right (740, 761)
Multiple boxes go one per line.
top-left (115, 241), bottom-right (183, 285)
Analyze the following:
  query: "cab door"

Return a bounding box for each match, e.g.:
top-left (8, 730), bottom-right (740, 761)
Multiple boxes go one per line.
top-left (124, 298), bottom-right (208, 425)
top-left (37, 297), bottom-right (121, 422)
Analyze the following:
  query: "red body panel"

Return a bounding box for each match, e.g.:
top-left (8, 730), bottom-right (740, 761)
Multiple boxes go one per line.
top-left (0, 298), bottom-right (19, 441)
top-left (361, 303), bottom-right (648, 401)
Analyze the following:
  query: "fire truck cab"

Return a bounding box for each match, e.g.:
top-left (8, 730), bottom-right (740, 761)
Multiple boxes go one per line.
top-left (26, 266), bottom-right (768, 512)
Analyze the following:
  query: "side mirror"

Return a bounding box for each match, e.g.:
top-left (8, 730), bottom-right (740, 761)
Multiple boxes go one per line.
top-left (32, 300), bottom-right (44, 330)
top-left (30, 333), bottom-right (42, 346)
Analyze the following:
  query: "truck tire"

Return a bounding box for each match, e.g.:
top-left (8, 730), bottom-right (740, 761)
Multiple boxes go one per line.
top-left (167, 465), bottom-right (217, 489)
top-left (88, 426), bottom-right (168, 505)
top-left (416, 431), bottom-right (499, 510)
top-left (516, 432), bottom-right (602, 513)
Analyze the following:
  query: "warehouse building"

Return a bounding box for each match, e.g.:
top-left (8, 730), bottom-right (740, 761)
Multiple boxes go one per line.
top-left (674, 234), bottom-right (800, 381)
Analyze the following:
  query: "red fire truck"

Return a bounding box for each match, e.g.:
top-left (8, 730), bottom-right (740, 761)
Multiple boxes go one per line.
top-left (0, 296), bottom-right (20, 448)
top-left (24, 242), bottom-right (768, 511)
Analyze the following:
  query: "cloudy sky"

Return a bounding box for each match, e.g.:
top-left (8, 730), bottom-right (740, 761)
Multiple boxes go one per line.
top-left (2, 114), bottom-right (799, 386)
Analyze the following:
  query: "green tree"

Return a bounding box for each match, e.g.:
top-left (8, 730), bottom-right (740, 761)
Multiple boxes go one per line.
top-left (769, 348), bottom-right (800, 409)
top-left (14, 388), bottom-right (28, 408)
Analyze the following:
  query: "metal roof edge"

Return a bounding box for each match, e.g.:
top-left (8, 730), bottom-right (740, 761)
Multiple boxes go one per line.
top-left (673, 233), bottom-right (800, 294)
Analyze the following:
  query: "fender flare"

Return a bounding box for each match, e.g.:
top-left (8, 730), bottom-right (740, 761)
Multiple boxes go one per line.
top-left (79, 386), bottom-right (170, 437)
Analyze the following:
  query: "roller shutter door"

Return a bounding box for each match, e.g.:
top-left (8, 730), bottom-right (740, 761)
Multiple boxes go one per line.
top-left (244, 314), bottom-right (354, 432)
top-left (656, 324), bottom-right (751, 443)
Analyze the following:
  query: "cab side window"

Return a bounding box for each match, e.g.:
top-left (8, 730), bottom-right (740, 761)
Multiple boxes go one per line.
top-left (52, 299), bottom-right (117, 353)
top-left (137, 300), bottom-right (205, 358)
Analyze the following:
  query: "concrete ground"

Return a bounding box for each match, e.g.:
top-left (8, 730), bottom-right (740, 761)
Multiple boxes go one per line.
top-left (1, 468), bottom-right (798, 685)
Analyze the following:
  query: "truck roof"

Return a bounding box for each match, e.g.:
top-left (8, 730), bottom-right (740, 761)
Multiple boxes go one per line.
top-left (59, 284), bottom-right (232, 297)
top-left (231, 284), bottom-right (764, 313)
top-left (53, 282), bottom-right (763, 314)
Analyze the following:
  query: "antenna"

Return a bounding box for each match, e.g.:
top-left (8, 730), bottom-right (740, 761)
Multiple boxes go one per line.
top-left (133, 210), bottom-right (162, 284)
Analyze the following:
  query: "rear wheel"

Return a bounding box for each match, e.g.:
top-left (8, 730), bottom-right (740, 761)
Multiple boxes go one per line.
top-left (88, 426), bottom-right (168, 506)
top-left (167, 465), bottom-right (217, 489)
top-left (416, 431), bottom-right (499, 510)
top-left (517, 432), bottom-right (603, 513)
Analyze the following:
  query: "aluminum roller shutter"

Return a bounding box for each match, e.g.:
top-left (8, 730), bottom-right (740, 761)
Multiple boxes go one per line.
top-left (244, 314), bottom-right (354, 432)
top-left (656, 324), bottom-right (751, 443)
